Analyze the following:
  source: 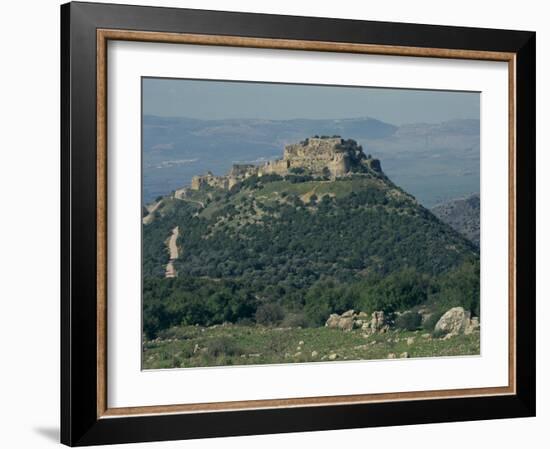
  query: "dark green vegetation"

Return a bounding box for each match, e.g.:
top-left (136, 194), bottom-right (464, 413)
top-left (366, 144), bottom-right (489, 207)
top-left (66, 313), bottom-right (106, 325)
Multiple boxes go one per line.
top-left (143, 166), bottom-right (480, 346)
top-left (143, 324), bottom-right (480, 369)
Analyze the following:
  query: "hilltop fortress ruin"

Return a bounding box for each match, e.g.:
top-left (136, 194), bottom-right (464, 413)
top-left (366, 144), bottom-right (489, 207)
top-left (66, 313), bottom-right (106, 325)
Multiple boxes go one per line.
top-left (179, 136), bottom-right (382, 195)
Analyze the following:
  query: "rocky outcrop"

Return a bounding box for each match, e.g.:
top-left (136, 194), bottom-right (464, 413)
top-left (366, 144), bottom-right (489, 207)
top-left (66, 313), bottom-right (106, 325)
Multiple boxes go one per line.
top-left (362, 311), bottom-right (390, 334)
top-left (434, 307), bottom-right (480, 337)
top-left (325, 310), bottom-right (389, 334)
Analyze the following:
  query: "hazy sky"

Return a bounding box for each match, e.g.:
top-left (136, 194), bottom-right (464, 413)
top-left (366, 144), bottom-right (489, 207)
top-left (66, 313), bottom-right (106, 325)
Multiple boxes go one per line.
top-left (143, 77), bottom-right (479, 126)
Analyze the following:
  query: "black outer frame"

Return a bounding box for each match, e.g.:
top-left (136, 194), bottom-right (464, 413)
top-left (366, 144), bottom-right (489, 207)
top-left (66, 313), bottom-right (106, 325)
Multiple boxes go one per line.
top-left (61, 1), bottom-right (536, 446)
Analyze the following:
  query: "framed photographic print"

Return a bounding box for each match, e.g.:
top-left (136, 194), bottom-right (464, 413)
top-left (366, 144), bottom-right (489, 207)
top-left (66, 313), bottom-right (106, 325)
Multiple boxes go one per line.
top-left (60, 1), bottom-right (536, 446)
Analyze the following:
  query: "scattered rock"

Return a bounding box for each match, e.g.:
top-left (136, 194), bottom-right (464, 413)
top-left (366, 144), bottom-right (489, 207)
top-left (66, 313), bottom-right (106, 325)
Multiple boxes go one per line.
top-left (326, 310), bottom-right (389, 333)
top-left (421, 333), bottom-right (431, 339)
top-left (294, 352), bottom-right (302, 357)
top-left (465, 316), bottom-right (480, 335)
top-left (328, 353), bottom-right (338, 360)
top-left (387, 353), bottom-right (397, 359)
top-left (193, 343), bottom-right (200, 354)
top-left (298, 340), bottom-right (304, 346)
top-left (407, 337), bottom-right (415, 346)
top-left (311, 351), bottom-right (319, 357)
top-left (400, 352), bottom-right (409, 358)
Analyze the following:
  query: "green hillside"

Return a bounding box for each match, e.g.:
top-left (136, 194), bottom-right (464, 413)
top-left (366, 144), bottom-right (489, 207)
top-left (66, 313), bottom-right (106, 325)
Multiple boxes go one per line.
top-left (143, 165), bottom-right (479, 340)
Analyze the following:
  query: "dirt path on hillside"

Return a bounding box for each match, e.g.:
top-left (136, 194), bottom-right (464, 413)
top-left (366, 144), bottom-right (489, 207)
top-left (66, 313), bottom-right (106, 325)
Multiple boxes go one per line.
top-left (143, 200), bottom-right (162, 225)
top-left (165, 226), bottom-right (179, 278)
top-left (178, 198), bottom-right (205, 209)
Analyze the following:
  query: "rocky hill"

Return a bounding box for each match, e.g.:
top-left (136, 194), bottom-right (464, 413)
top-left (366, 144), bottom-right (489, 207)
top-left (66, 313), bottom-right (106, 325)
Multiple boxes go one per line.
top-left (432, 194), bottom-right (480, 246)
top-left (142, 137), bottom-right (479, 339)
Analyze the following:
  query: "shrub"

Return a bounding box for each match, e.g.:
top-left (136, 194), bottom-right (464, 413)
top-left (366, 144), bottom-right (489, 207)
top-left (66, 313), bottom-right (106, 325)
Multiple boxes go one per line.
top-left (281, 312), bottom-right (308, 328)
top-left (394, 311), bottom-right (422, 331)
top-left (356, 268), bottom-right (430, 314)
top-left (207, 337), bottom-right (243, 357)
top-left (236, 317), bottom-right (255, 327)
top-left (422, 310), bottom-right (445, 332)
top-left (255, 303), bottom-right (285, 326)
top-left (309, 194), bottom-right (318, 205)
top-left (430, 261), bottom-right (480, 316)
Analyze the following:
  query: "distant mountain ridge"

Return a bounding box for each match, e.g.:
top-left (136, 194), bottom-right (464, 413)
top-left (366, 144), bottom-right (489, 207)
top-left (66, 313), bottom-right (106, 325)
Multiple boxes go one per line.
top-left (432, 193), bottom-right (480, 247)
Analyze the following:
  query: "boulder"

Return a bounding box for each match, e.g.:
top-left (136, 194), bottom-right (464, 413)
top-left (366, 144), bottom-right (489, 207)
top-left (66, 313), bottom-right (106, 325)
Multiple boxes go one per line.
top-left (341, 309), bottom-right (355, 318)
top-left (435, 307), bottom-right (470, 336)
top-left (325, 312), bottom-right (354, 331)
top-left (340, 317), bottom-right (354, 331)
top-left (325, 313), bottom-right (341, 329)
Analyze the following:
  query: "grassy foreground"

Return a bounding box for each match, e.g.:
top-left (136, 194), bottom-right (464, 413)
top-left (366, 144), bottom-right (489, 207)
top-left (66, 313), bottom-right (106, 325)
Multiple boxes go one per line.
top-left (142, 324), bottom-right (480, 370)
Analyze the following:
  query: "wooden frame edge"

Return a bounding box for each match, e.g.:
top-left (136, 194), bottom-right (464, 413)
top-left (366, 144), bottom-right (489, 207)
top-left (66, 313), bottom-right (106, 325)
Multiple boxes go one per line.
top-left (100, 386), bottom-right (514, 418)
top-left (508, 55), bottom-right (517, 394)
top-left (97, 28), bottom-right (516, 61)
top-left (97, 28), bottom-right (108, 418)
top-left (95, 28), bottom-right (517, 419)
